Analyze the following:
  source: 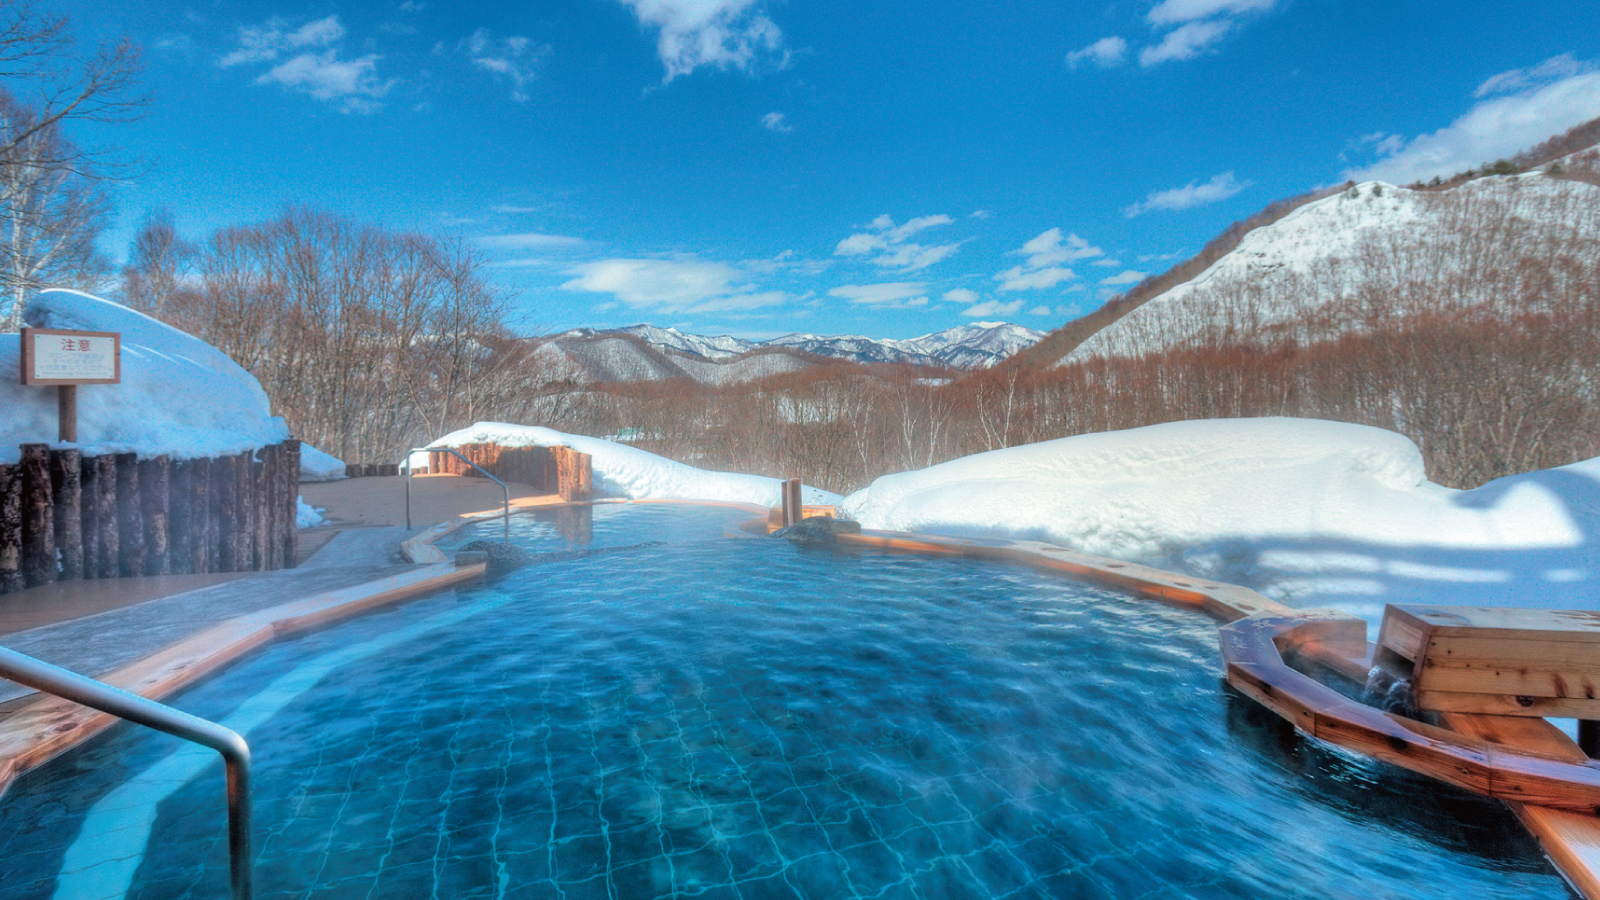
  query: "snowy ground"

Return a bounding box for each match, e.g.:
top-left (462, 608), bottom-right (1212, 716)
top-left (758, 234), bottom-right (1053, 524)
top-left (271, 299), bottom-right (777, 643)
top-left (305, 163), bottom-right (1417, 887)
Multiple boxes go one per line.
top-left (6, 291), bottom-right (1595, 638)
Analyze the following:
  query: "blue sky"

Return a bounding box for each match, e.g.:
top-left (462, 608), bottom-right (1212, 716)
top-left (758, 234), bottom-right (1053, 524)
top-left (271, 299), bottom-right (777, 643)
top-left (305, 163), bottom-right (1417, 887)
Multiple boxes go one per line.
top-left (50, 0), bottom-right (1600, 339)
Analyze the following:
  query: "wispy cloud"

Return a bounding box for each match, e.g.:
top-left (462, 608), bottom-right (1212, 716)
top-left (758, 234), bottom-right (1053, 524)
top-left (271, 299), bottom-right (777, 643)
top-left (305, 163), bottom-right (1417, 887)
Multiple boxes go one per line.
top-left (1138, 19), bottom-right (1232, 66)
top-left (220, 15), bottom-right (392, 113)
top-left (480, 233), bottom-right (587, 251)
top-left (834, 214), bottom-right (960, 272)
top-left (761, 111), bottom-right (793, 132)
top-left (994, 227), bottom-right (1101, 292)
top-left (1124, 171), bottom-right (1248, 216)
top-left (562, 258), bottom-right (789, 313)
top-left (1066, 36), bottom-right (1127, 69)
top-left (961, 298), bottom-right (1024, 318)
top-left (1099, 269), bottom-right (1148, 286)
top-left (827, 282), bottom-right (929, 308)
top-left (614, 0), bottom-right (787, 81)
top-left (1074, 0), bottom-right (1279, 71)
top-left (1344, 54), bottom-right (1600, 185)
top-left (464, 29), bottom-right (551, 102)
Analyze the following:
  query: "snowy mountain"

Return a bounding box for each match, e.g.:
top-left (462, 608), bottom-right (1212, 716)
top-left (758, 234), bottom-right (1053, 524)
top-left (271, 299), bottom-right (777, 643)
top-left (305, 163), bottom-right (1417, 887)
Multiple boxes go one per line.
top-left (1062, 171), bottom-right (1600, 363)
top-left (540, 321), bottom-right (1044, 385)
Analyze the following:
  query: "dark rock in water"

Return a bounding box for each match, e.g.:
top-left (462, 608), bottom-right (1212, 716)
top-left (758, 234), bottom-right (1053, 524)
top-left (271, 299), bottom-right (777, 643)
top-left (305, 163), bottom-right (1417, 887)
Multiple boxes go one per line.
top-left (460, 539), bottom-right (665, 577)
top-left (771, 516), bottom-right (861, 546)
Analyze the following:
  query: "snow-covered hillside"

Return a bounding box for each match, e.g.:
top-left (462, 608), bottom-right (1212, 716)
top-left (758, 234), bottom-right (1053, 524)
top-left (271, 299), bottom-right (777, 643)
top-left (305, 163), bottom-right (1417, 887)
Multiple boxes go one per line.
top-left (1067, 173), bottom-right (1600, 362)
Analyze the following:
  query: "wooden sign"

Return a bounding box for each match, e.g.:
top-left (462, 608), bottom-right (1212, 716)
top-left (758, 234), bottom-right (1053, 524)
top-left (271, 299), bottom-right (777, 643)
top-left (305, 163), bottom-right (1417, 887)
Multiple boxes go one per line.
top-left (19, 328), bottom-right (121, 385)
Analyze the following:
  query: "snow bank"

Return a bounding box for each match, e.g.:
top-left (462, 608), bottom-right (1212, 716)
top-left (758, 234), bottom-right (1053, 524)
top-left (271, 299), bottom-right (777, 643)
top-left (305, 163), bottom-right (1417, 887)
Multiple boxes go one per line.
top-left (0, 290), bottom-right (290, 465)
top-left (425, 422), bottom-right (842, 508)
top-left (843, 418), bottom-right (1600, 628)
top-left (299, 444), bottom-right (348, 482)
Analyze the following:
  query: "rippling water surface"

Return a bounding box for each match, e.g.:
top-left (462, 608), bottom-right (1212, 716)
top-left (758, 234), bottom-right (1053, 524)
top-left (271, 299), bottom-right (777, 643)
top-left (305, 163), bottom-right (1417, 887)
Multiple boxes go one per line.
top-left (0, 504), bottom-right (1564, 898)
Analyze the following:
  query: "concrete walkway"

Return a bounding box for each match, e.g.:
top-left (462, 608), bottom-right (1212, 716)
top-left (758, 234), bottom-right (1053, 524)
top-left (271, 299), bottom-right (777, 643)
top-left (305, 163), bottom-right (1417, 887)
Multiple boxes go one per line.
top-left (0, 475), bottom-right (549, 707)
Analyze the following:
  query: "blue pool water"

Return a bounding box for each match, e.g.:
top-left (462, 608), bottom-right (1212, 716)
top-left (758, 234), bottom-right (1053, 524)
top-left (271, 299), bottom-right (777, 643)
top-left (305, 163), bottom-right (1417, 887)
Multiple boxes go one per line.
top-left (0, 504), bottom-right (1566, 898)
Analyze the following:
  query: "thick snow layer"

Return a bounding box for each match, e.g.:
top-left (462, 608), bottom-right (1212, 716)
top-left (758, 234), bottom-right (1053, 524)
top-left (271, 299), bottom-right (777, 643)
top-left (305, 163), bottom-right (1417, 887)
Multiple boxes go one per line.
top-left (0, 290), bottom-right (289, 465)
top-left (424, 422), bottom-right (842, 508)
top-left (842, 418), bottom-right (1600, 629)
top-left (296, 497), bottom-right (326, 528)
top-left (299, 444), bottom-right (348, 482)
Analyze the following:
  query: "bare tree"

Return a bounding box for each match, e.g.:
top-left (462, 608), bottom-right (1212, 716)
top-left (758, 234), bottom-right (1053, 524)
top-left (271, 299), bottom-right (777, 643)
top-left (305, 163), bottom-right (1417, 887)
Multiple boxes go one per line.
top-left (121, 207), bottom-right (197, 317)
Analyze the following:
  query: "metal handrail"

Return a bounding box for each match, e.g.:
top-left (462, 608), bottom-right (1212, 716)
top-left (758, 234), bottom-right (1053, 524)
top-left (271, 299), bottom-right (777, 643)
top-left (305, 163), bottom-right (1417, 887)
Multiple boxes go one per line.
top-left (0, 646), bottom-right (253, 900)
top-left (403, 447), bottom-right (511, 541)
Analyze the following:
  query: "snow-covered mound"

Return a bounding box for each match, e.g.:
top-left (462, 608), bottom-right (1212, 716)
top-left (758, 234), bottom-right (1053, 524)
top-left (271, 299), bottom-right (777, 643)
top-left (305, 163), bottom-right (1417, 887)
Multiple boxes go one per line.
top-left (1069, 175), bottom-right (1600, 362)
top-left (843, 418), bottom-right (1600, 628)
top-left (0, 290), bottom-right (290, 465)
top-left (299, 444), bottom-right (349, 482)
top-left (424, 422), bottom-right (841, 508)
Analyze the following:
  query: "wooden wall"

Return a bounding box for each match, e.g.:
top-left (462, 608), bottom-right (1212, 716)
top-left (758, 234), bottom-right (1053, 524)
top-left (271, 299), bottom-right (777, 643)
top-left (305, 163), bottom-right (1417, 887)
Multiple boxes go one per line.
top-left (0, 440), bottom-right (301, 596)
top-left (424, 443), bottom-right (592, 502)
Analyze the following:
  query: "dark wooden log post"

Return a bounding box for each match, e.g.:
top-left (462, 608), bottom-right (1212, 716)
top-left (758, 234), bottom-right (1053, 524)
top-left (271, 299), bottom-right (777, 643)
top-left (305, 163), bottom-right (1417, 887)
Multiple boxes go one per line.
top-left (78, 455), bottom-right (100, 579)
top-left (50, 449), bottom-right (82, 581)
top-left (190, 456), bottom-right (212, 574)
top-left (253, 449), bottom-right (272, 570)
top-left (0, 463), bottom-right (21, 594)
top-left (91, 454), bottom-right (118, 580)
top-left (169, 459), bottom-right (193, 575)
top-left (20, 443), bottom-right (55, 588)
top-left (234, 451), bottom-right (253, 572)
top-left (275, 435), bottom-right (297, 566)
top-left (215, 454), bottom-right (239, 572)
top-left (116, 453), bottom-right (144, 577)
top-left (280, 439), bottom-right (300, 568)
top-left (140, 455), bottom-right (170, 576)
top-left (259, 444), bottom-right (281, 570)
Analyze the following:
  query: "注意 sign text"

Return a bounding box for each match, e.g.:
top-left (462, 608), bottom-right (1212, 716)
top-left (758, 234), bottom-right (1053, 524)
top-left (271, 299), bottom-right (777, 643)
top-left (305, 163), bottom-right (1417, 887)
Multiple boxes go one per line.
top-left (19, 328), bottom-right (121, 385)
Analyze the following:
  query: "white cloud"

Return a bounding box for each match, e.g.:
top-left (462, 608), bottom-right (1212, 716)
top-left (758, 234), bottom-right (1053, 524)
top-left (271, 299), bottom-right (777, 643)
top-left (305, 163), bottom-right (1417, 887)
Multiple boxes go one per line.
top-left (996, 266), bottom-right (1077, 292)
top-left (1027, 305), bottom-right (1053, 316)
top-left (761, 111), bottom-right (793, 132)
top-left (961, 299), bottom-right (1024, 318)
top-left (943, 288), bottom-right (980, 305)
top-left (615, 0), bottom-right (786, 81)
top-left (1099, 269), bottom-right (1148, 286)
top-left (1139, 19), bottom-right (1232, 66)
top-left (1147, 0), bottom-right (1276, 26)
top-left (562, 258), bottom-right (788, 313)
top-left (1066, 36), bottom-right (1127, 69)
top-left (220, 15), bottom-right (344, 67)
top-left (827, 282), bottom-right (929, 308)
top-left (833, 214), bottom-right (959, 272)
top-left (1124, 171), bottom-right (1248, 216)
top-left (222, 15), bottom-right (392, 113)
top-left (479, 233), bottom-right (587, 251)
top-left (992, 227), bottom-right (1101, 292)
top-left (1345, 56), bottom-right (1600, 185)
top-left (464, 29), bottom-right (550, 103)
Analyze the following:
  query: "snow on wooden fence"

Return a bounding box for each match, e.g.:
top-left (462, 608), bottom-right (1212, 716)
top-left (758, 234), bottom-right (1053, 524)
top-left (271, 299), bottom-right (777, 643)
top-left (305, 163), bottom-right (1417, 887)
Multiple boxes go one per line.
top-left (0, 440), bottom-right (301, 596)
top-left (425, 443), bottom-right (592, 502)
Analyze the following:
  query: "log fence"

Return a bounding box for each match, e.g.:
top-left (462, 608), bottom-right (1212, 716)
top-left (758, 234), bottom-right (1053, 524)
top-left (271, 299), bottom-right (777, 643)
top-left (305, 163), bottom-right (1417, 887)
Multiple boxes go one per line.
top-left (424, 443), bottom-right (592, 502)
top-left (0, 440), bottom-right (302, 597)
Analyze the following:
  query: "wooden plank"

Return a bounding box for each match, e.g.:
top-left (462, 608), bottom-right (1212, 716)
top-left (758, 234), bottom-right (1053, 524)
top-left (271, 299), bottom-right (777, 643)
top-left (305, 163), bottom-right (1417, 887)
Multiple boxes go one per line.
top-left (1415, 690), bottom-right (1600, 719)
top-left (116, 453), bottom-right (143, 577)
top-left (92, 453), bottom-right (117, 580)
top-left (1400, 605), bottom-right (1600, 640)
top-left (0, 463), bottom-right (20, 594)
top-left (139, 455), bottom-right (170, 576)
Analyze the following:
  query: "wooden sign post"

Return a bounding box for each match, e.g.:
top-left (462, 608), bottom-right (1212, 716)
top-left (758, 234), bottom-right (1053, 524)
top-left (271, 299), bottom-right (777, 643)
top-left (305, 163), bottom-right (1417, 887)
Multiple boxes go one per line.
top-left (18, 328), bottom-right (122, 442)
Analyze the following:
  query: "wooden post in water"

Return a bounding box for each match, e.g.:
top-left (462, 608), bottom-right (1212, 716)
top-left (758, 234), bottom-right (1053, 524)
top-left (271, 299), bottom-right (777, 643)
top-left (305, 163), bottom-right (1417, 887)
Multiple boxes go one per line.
top-left (116, 453), bottom-right (143, 577)
top-left (140, 455), bottom-right (170, 576)
top-left (50, 449), bottom-right (82, 581)
top-left (93, 454), bottom-right (118, 580)
top-left (782, 477), bottom-right (803, 527)
top-left (0, 463), bottom-right (21, 594)
top-left (19, 443), bottom-right (54, 588)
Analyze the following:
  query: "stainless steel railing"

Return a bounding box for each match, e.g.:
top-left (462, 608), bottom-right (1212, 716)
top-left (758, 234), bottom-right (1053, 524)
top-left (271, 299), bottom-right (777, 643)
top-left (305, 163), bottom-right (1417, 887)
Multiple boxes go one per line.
top-left (403, 447), bottom-right (511, 541)
top-left (0, 646), bottom-right (253, 900)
